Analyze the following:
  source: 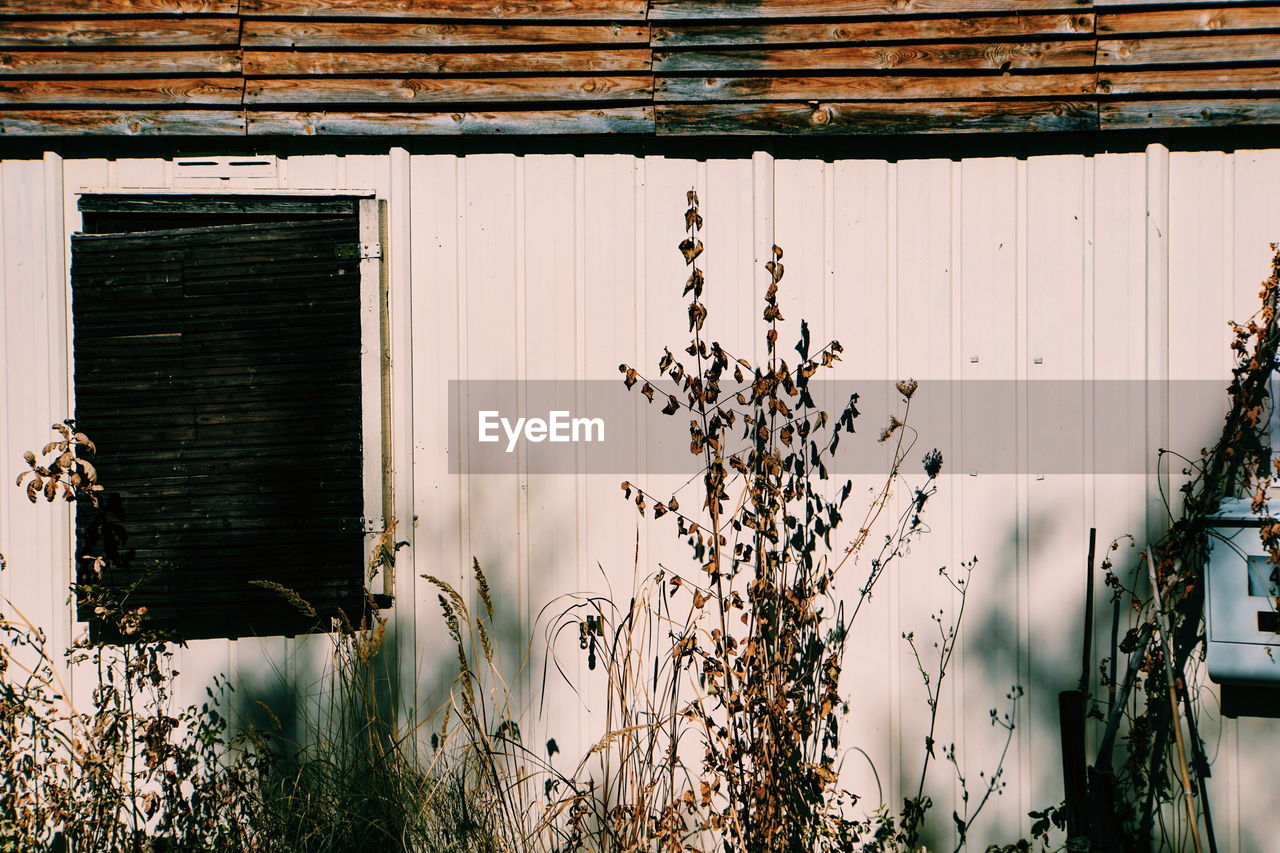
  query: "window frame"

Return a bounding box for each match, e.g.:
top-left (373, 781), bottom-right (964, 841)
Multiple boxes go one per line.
top-left (66, 189), bottom-right (394, 636)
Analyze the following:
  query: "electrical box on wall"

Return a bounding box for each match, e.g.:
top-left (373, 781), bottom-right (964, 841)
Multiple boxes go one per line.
top-left (1204, 498), bottom-right (1280, 715)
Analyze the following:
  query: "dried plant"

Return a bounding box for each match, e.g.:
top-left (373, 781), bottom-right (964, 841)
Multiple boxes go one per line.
top-left (1023, 246), bottom-right (1280, 852)
top-left (528, 191), bottom-right (999, 852)
top-left (3, 423), bottom-right (265, 852)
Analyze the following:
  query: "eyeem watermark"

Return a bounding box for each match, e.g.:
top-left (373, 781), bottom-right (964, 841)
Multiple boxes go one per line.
top-left (452, 379), bottom-right (1241, 475)
top-left (478, 410), bottom-right (605, 453)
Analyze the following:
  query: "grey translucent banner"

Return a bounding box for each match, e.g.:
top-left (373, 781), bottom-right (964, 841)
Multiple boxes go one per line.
top-left (447, 380), bottom-right (1243, 476)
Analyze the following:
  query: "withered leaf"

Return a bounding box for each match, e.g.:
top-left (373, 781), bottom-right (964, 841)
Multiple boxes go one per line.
top-left (765, 260), bottom-right (784, 284)
top-left (678, 238), bottom-right (704, 266)
top-left (683, 268), bottom-right (704, 298)
top-left (662, 395), bottom-right (680, 415)
top-left (688, 302), bottom-right (707, 332)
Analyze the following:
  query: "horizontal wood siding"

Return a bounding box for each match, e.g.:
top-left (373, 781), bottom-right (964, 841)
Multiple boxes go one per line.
top-left (0, 0), bottom-right (1277, 135)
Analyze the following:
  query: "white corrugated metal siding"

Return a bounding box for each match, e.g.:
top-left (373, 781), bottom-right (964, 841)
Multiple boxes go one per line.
top-left (1, 145), bottom-right (1277, 850)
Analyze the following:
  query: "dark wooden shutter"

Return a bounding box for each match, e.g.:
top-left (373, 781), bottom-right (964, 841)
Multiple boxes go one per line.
top-left (71, 213), bottom-right (367, 641)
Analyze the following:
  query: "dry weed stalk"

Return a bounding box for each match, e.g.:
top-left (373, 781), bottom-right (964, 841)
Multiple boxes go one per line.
top-left (535, 191), bottom-right (973, 852)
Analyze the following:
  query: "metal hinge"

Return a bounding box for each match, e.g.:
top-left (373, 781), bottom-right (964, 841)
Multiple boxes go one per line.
top-left (362, 516), bottom-right (385, 534)
top-left (335, 242), bottom-right (381, 261)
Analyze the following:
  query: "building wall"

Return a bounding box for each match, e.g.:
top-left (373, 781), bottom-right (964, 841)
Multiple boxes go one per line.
top-left (1, 145), bottom-right (1279, 848)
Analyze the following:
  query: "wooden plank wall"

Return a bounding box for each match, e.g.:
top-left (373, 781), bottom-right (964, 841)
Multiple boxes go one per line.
top-left (0, 2), bottom-right (1278, 136)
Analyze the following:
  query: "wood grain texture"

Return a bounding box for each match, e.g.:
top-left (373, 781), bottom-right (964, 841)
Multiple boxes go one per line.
top-left (246, 106), bottom-right (654, 134)
top-left (0, 109), bottom-right (246, 134)
top-left (1099, 6), bottom-right (1280, 35)
top-left (1095, 0), bottom-right (1233, 5)
top-left (71, 215), bottom-right (366, 642)
top-left (653, 14), bottom-right (1095, 48)
top-left (0, 0), bottom-right (237, 13)
top-left (242, 0), bottom-right (647, 19)
top-left (245, 48), bottom-right (650, 75)
top-left (656, 99), bottom-right (1097, 134)
top-left (658, 72), bottom-right (1096, 101)
top-left (1099, 34), bottom-right (1280, 65)
top-left (656, 41), bottom-right (1095, 73)
top-left (0, 19), bottom-right (239, 47)
top-left (1, 0), bottom-right (1279, 135)
top-left (247, 75), bottom-right (652, 105)
top-left (79, 195), bottom-right (359, 214)
top-left (1099, 67), bottom-right (1280, 95)
top-left (243, 20), bottom-right (648, 48)
top-left (0, 50), bottom-right (240, 76)
top-left (1100, 97), bottom-right (1280, 128)
top-left (0, 78), bottom-right (242, 104)
top-left (650, 0), bottom-right (1089, 20)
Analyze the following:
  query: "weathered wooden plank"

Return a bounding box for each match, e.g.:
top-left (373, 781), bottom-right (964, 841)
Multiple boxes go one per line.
top-left (656, 99), bottom-right (1096, 134)
top-left (1095, 0), bottom-right (1236, 6)
top-left (245, 48), bottom-right (650, 75)
top-left (0, 19), bottom-right (238, 47)
top-left (655, 40), bottom-right (1094, 72)
top-left (79, 195), bottom-right (359, 215)
top-left (0, 78), bottom-right (241, 105)
top-left (0, 0), bottom-right (237, 13)
top-left (242, 0), bottom-right (646, 19)
top-left (243, 21), bottom-right (648, 48)
top-left (649, 0), bottom-right (1089, 20)
top-left (1099, 6), bottom-right (1280, 35)
top-left (0, 109), bottom-right (246, 135)
top-left (246, 75), bottom-right (652, 105)
top-left (1100, 98), bottom-right (1280, 128)
top-left (653, 14), bottom-right (1094, 48)
top-left (246, 106), bottom-right (654, 134)
top-left (1099, 66), bottom-right (1280, 95)
top-left (658, 71), bottom-right (1095, 101)
top-left (0, 51), bottom-right (240, 76)
top-left (1099, 34), bottom-right (1280, 65)
top-left (76, 215), bottom-right (350, 240)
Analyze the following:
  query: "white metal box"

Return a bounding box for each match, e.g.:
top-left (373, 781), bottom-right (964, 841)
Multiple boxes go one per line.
top-left (1205, 498), bottom-right (1280, 685)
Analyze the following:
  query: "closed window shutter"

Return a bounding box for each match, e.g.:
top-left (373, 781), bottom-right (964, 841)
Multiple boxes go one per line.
top-left (71, 214), bottom-right (367, 641)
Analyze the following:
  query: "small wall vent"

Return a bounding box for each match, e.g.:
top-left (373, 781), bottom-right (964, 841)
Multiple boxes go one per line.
top-left (173, 155), bottom-right (278, 183)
